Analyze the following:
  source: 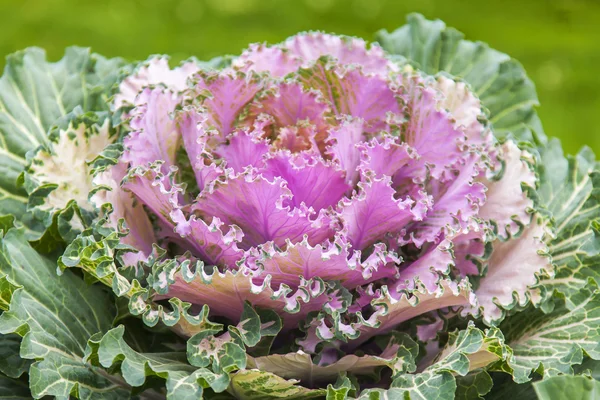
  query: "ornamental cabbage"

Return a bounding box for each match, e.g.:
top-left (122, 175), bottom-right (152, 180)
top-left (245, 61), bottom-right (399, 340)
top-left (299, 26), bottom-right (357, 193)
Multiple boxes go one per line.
top-left (0, 14), bottom-right (599, 400)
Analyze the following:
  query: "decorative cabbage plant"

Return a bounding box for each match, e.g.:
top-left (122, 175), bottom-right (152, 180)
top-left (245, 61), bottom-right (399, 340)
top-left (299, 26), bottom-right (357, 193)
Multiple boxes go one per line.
top-left (0, 14), bottom-right (598, 400)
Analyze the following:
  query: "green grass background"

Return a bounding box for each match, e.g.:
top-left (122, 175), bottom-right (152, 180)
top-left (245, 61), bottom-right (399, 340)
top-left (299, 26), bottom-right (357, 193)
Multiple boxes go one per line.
top-left (1, 0), bottom-right (598, 155)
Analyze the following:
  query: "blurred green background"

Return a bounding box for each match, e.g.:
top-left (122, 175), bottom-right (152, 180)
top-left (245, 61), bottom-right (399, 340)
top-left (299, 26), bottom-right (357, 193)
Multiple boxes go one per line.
top-left (1, 0), bottom-right (598, 155)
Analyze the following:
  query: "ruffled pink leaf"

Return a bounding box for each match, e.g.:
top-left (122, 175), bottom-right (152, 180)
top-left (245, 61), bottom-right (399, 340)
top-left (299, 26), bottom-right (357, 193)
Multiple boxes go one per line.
top-left (91, 163), bottom-right (156, 266)
top-left (407, 153), bottom-right (487, 247)
top-left (397, 239), bottom-right (454, 293)
top-left (247, 82), bottom-right (331, 135)
top-left (452, 225), bottom-right (490, 278)
top-left (399, 84), bottom-right (465, 180)
top-left (193, 70), bottom-right (263, 137)
top-left (347, 285), bottom-right (380, 314)
top-left (161, 267), bottom-right (343, 330)
top-left (434, 75), bottom-right (491, 145)
top-left (122, 88), bottom-right (181, 169)
top-left (121, 162), bottom-right (184, 227)
top-left (336, 68), bottom-right (401, 132)
top-left (349, 279), bottom-right (475, 348)
top-left (244, 235), bottom-right (399, 289)
top-left (192, 170), bottom-right (335, 249)
top-left (339, 174), bottom-right (429, 250)
top-left (176, 108), bottom-right (208, 165)
top-left (357, 135), bottom-right (418, 178)
top-left (297, 61), bottom-right (399, 132)
top-left (234, 43), bottom-right (302, 78)
top-left (175, 108), bottom-right (225, 192)
top-left (235, 33), bottom-right (394, 78)
top-left (284, 33), bottom-right (394, 76)
top-left (479, 141), bottom-right (536, 239)
top-left (115, 57), bottom-right (198, 109)
top-left (326, 118), bottom-right (365, 186)
top-left (214, 118), bottom-right (271, 173)
top-left (416, 316), bottom-right (445, 343)
top-left (261, 152), bottom-right (350, 211)
top-left (473, 218), bottom-right (552, 324)
top-left (272, 124), bottom-right (319, 153)
top-left (170, 209), bottom-right (244, 267)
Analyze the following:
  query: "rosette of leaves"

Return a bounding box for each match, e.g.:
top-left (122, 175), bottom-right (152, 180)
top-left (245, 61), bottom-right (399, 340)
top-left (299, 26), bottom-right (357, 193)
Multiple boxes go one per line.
top-left (1, 13), bottom-right (599, 400)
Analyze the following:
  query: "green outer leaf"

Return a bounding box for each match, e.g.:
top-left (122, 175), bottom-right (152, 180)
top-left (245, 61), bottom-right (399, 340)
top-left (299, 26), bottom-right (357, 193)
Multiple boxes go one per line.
top-left (500, 285), bottom-right (600, 383)
top-left (390, 371), bottom-right (456, 400)
top-left (575, 357), bottom-right (600, 379)
top-left (454, 370), bottom-right (493, 400)
top-left (90, 325), bottom-right (229, 399)
top-left (0, 46), bottom-right (123, 231)
top-left (0, 333), bottom-right (30, 379)
top-left (356, 388), bottom-right (406, 400)
top-left (537, 141), bottom-right (600, 299)
top-left (0, 215), bottom-right (15, 235)
top-left (425, 323), bottom-right (485, 377)
top-left (228, 370), bottom-right (325, 400)
top-left (358, 324), bottom-right (489, 400)
top-left (186, 325), bottom-right (246, 375)
top-left (231, 302), bottom-right (263, 348)
top-left (484, 373), bottom-right (537, 400)
top-left (0, 274), bottom-right (29, 381)
top-left (326, 374), bottom-right (356, 400)
top-left (376, 13), bottom-right (544, 143)
top-left (0, 273), bottom-right (18, 312)
top-left (0, 374), bottom-right (32, 399)
top-left (534, 375), bottom-right (600, 400)
top-left (0, 228), bottom-right (129, 399)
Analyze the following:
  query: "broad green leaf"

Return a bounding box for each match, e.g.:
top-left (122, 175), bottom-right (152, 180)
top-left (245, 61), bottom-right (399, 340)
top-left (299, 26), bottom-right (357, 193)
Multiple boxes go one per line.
top-left (185, 305), bottom-right (288, 383)
top-left (484, 373), bottom-right (537, 400)
top-left (186, 326), bottom-right (246, 377)
top-left (500, 285), bottom-right (600, 383)
top-left (0, 229), bottom-right (129, 399)
top-left (534, 375), bottom-right (600, 400)
top-left (228, 370), bottom-right (325, 400)
top-left (356, 388), bottom-right (406, 399)
top-left (0, 47), bottom-right (123, 231)
top-left (59, 228), bottom-right (137, 297)
top-left (390, 370), bottom-right (456, 400)
top-left (425, 323), bottom-right (485, 377)
top-left (388, 324), bottom-right (512, 400)
top-left (536, 141), bottom-right (600, 300)
top-left (0, 215), bottom-right (15, 235)
top-left (454, 370), bottom-right (493, 400)
top-left (326, 374), bottom-right (356, 400)
top-left (245, 308), bottom-right (282, 357)
top-left (229, 302), bottom-right (263, 348)
top-left (376, 13), bottom-right (544, 143)
top-left (421, 323), bottom-right (513, 375)
top-left (0, 275), bottom-right (29, 382)
top-left (0, 274), bottom-right (19, 311)
top-left (0, 333), bottom-right (30, 379)
top-left (575, 357), bottom-right (600, 379)
top-left (90, 325), bottom-right (229, 399)
top-left (0, 374), bottom-right (32, 399)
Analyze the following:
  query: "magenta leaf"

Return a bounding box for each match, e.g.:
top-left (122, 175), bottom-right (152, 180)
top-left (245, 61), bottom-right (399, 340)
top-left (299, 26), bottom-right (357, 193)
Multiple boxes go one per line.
top-left (339, 174), bottom-right (429, 250)
top-left (122, 88), bottom-right (181, 170)
top-left (192, 169), bottom-right (335, 249)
